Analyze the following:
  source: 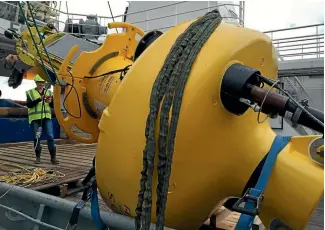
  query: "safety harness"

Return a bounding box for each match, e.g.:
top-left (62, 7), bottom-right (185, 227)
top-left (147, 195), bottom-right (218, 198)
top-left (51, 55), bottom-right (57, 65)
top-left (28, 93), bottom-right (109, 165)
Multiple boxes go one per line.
top-left (67, 158), bottom-right (108, 230)
top-left (233, 135), bottom-right (291, 230)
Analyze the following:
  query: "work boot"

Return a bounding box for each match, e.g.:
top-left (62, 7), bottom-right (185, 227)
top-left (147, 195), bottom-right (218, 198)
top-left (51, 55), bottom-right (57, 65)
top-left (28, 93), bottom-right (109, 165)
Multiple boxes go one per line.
top-left (49, 146), bottom-right (59, 164)
top-left (35, 146), bottom-right (42, 164)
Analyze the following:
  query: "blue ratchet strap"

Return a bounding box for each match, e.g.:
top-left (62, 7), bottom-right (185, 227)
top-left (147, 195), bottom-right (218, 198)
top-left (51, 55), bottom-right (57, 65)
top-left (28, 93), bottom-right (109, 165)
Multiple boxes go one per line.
top-left (68, 198), bottom-right (89, 230)
top-left (90, 182), bottom-right (107, 230)
top-left (233, 135), bottom-right (291, 230)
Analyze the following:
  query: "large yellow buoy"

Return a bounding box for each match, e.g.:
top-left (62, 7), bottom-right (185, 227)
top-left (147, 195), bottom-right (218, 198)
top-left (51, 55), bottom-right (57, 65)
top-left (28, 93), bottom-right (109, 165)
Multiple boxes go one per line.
top-left (15, 8), bottom-right (322, 230)
top-left (95, 16), bottom-right (323, 230)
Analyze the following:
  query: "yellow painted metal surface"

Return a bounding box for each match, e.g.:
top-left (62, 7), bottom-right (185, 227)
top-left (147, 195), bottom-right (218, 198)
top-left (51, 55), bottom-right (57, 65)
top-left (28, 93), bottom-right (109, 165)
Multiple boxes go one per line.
top-left (14, 25), bottom-right (70, 83)
top-left (15, 13), bottom-right (323, 230)
top-left (23, 66), bottom-right (38, 80)
top-left (16, 26), bottom-right (63, 69)
top-left (53, 22), bottom-right (144, 143)
top-left (94, 19), bottom-right (324, 230)
top-left (15, 21), bottom-right (144, 143)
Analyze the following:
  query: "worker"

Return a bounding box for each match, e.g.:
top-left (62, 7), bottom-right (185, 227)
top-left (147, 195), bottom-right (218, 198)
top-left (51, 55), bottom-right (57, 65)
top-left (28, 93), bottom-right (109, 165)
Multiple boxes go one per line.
top-left (26, 74), bottom-right (59, 164)
top-left (5, 54), bottom-right (19, 63)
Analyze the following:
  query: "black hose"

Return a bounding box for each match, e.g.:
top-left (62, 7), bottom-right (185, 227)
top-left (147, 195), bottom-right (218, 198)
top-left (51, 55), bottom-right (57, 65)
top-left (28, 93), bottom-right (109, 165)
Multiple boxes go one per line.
top-left (296, 106), bottom-right (324, 133)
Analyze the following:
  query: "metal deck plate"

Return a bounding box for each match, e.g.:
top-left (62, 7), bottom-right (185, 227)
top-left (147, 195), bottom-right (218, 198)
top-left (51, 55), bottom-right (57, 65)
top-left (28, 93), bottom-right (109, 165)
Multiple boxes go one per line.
top-left (0, 140), bottom-right (95, 190)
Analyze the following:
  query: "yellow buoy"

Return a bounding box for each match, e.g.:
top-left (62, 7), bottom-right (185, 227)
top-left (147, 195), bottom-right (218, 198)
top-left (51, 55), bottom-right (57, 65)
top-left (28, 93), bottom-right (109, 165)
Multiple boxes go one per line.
top-left (95, 18), bottom-right (323, 230)
top-left (16, 8), bottom-right (323, 229)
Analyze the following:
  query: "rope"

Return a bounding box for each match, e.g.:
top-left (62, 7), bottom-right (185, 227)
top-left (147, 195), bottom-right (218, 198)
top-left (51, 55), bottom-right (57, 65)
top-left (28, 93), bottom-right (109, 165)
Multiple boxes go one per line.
top-left (135, 9), bottom-right (222, 230)
top-left (0, 163), bottom-right (65, 188)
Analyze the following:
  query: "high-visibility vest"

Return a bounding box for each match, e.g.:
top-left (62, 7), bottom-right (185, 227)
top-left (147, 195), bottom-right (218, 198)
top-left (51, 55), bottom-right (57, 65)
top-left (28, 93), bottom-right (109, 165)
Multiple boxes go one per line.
top-left (26, 88), bottom-right (52, 124)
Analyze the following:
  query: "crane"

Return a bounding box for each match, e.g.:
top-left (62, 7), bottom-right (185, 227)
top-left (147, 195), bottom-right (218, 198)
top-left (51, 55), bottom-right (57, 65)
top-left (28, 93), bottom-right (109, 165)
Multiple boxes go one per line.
top-left (4, 3), bottom-right (324, 230)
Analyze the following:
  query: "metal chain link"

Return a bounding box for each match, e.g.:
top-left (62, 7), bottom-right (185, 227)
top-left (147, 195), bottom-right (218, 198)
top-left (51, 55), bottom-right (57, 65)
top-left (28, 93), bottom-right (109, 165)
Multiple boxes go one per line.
top-left (135, 9), bottom-right (223, 230)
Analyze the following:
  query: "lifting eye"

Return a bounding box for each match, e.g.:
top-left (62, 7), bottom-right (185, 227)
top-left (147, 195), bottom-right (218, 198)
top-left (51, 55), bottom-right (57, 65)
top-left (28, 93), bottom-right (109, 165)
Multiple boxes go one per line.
top-left (133, 30), bottom-right (163, 62)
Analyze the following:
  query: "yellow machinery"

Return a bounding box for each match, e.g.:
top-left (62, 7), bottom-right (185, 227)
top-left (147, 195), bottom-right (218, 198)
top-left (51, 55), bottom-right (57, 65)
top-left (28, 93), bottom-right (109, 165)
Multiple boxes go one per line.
top-left (10, 5), bottom-right (324, 230)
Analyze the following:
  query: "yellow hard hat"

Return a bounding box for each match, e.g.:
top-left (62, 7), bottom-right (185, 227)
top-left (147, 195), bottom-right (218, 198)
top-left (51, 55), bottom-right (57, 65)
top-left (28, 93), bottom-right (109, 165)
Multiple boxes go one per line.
top-left (34, 74), bottom-right (45, 82)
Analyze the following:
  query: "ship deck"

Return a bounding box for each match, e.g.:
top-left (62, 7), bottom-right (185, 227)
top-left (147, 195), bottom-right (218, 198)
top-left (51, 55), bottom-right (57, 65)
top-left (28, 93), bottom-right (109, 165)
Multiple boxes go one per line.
top-left (0, 140), bottom-right (322, 230)
top-left (0, 139), bottom-right (95, 191)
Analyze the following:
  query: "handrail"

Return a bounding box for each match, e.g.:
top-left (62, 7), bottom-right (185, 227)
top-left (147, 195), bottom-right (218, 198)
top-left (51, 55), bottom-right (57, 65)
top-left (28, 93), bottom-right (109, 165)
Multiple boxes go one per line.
top-left (263, 23), bottom-right (324, 33)
top-left (279, 52), bottom-right (324, 57)
top-left (5, 1), bottom-right (190, 20)
top-left (274, 37), bottom-right (323, 44)
top-left (263, 23), bottom-right (324, 60)
top-left (9, 2), bottom-right (244, 29)
top-left (21, 1), bottom-right (244, 22)
top-left (282, 77), bottom-right (316, 108)
top-left (3, 1), bottom-right (322, 61)
top-left (1, 1), bottom-right (244, 38)
top-left (128, 4), bottom-right (244, 25)
top-left (272, 34), bottom-right (324, 42)
top-left (278, 46), bottom-right (320, 52)
top-left (293, 76), bottom-right (316, 106)
top-left (143, 16), bottom-right (243, 33)
top-left (34, 4), bottom-right (244, 30)
top-left (278, 42), bottom-right (322, 49)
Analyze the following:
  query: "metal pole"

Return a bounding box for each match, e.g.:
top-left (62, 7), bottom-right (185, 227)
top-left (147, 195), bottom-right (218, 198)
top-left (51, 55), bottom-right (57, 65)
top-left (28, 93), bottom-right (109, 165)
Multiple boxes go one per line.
top-left (57, 1), bottom-right (62, 31)
top-left (175, 3), bottom-right (178, 25)
top-left (239, 1), bottom-right (243, 26)
top-left (65, 1), bottom-right (69, 21)
top-left (293, 76), bottom-right (316, 106)
top-left (263, 23), bottom-right (324, 33)
top-left (316, 25), bottom-right (319, 58)
top-left (146, 11), bottom-right (149, 31)
top-left (242, 1), bottom-right (245, 27)
top-left (107, 1), bottom-right (118, 33)
top-left (14, 2), bottom-right (20, 23)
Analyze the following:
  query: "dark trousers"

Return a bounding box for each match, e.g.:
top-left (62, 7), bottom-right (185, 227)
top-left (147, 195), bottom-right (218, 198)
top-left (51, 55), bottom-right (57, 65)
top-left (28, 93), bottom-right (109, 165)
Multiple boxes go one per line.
top-left (30, 118), bottom-right (55, 151)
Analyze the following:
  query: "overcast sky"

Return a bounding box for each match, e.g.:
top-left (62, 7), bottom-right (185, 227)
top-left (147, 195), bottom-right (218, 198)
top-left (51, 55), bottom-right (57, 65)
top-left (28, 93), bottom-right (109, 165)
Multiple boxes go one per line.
top-left (1, 0), bottom-right (324, 100)
top-left (245, 0), bottom-right (324, 31)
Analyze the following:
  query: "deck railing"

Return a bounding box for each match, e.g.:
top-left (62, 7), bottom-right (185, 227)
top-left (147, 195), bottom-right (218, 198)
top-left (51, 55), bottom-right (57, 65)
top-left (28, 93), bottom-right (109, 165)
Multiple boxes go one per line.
top-left (124, 1), bottom-right (245, 32)
top-left (1, 1), bottom-right (323, 61)
top-left (0, 1), bottom-right (245, 38)
top-left (264, 24), bottom-right (324, 61)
